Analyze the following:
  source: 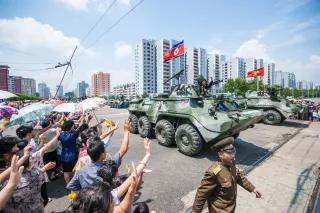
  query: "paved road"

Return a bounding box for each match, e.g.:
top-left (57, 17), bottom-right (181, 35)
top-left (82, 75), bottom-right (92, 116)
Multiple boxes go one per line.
top-left (42, 106), bottom-right (310, 213)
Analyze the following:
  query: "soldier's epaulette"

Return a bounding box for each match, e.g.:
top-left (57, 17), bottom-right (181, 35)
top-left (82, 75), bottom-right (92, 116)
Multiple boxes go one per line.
top-left (210, 163), bottom-right (221, 175)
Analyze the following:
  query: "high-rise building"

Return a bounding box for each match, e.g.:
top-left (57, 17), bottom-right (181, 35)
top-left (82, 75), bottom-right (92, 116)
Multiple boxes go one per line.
top-left (228, 57), bottom-right (246, 79)
top-left (274, 70), bottom-right (284, 87)
top-left (21, 78), bottom-right (36, 96)
top-left (297, 80), bottom-right (313, 90)
top-left (218, 57), bottom-right (246, 89)
top-left (263, 63), bottom-right (275, 85)
top-left (170, 40), bottom-right (186, 87)
top-left (0, 65), bottom-right (9, 91)
top-left (156, 39), bottom-right (171, 94)
top-left (219, 60), bottom-right (229, 89)
top-left (56, 85), bottom-right (64, 98)
top-left (288, 72), bottom-right (296, 88)
top-left (156, 39), bottom-right (186, 94)
top-left (207, 54), bottom-right (226, 81)
top-left (8, 76), bottom-right (22, 93)
top-left (135, 39), bottom-right (157, 95)
top-left (186, 48), bottom-right (208, 85)
top-left (38, 82), bottom-right (50, 98)
top-left (274, 70), bottom-right (296, 88)
top-left (75, 81), bottom-right (89, 98)
top-left (91, 72), bottom-right (111, 96)
top-left (112, 83), bottom-right (136, 99)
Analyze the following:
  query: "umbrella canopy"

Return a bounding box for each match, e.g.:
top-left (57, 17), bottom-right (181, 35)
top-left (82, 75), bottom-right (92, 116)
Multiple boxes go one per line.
top-left (9, 103), bottom-right (53, 126)
top-left (88, 97), bottom-right (107, 106)
top-left (77, 99), bottom-right (99, 112)
top-left (53, 103), bottom-right (77, 113)
top-left (50, 99), bottom-right (64, 107)
top-left (0, 90), bottom-right (17, 99)
top-left (77, 98), bottom-right (106, 112)
top-left (0, 105), bottom-right (19, 117)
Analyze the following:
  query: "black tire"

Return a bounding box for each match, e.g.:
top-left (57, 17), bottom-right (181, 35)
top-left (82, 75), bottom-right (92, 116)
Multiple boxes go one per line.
top-left (155, 120), bottom-right (175, 147)
top-left (128, 114), bottom-right (138, 134)
top-left (263, 110), bottom-right (282, 125)
top-left (138, 116), bottom-right (152, 138)
top-left (175, 124), bottom-right (203, 156)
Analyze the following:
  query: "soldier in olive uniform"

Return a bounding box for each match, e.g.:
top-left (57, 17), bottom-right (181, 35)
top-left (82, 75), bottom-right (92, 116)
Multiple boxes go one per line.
top-left (197, 76), bottom-right (214, 97)
top-left (192, 137), bottom-right (262, 213)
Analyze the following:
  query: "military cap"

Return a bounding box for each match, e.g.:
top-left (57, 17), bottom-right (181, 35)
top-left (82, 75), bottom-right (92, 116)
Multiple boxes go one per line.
top-left (214, 137), bottom-right (235, 152)
top-left (197, 75), bottom-right (206, 83)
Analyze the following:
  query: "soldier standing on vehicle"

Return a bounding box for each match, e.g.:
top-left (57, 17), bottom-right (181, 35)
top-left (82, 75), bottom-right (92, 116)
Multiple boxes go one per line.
top-left (192, 137), bottom-right (262, 213)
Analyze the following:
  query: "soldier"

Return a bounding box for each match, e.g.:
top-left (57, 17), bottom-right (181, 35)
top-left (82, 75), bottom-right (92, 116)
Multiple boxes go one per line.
top-left (198, 76), bottom-right (214, 97)
top-left (192, 137), bottom-right (261, 213)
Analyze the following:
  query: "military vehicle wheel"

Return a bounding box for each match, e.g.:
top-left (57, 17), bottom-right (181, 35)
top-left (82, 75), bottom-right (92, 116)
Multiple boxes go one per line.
top-left (175, 124), bottom-right (203, 156)
top-left (128, 114), bottom-right (138, 134)
top-left (263, 110), bottom-right (282, 125)
top-left (138, 116), bottom-right (152, 138)
top-left (155, 120), bottom-right (175, 147)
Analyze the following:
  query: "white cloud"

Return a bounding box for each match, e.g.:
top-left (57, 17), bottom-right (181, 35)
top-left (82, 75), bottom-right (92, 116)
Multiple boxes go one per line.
top-left (0, 17), bottom-right (94, 91)
top-left (309, 55), bottom-right (320, 64)
top-left (0, 17), bottom-right (83, 58)
top-left (57, 0), bottom-right (131, 11)
top-left (276, 55), bottom-right (320, 84)
top-left (233, 39), bottom-right (273, 61)
top-left (114, 41), bottom-right (133, 58)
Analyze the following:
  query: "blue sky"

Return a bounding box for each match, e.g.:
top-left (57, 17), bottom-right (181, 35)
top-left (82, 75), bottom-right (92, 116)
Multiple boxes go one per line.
top-left (0, 0), bottom-right (319, 92)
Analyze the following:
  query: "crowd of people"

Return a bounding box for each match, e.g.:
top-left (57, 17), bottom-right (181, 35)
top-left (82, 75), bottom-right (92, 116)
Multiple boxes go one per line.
top-left (0, 107), bottom-right (154, 213)
top-left (294, 100), bottom-right (320, 121)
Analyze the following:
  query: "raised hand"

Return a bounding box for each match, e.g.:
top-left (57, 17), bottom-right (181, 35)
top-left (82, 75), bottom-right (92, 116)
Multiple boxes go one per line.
top-left (123, 119), bottom-right (130, 132)
top-left (143, 138), bottom-right (151, 155)
top-left (23, 144), bottom-right (32, 157)
top-left (7, 155), bottom-right (24, 188)
top-left (42, 162), bottom-right (56, 172)
top-left (56, 128), bottom-right (62, 135)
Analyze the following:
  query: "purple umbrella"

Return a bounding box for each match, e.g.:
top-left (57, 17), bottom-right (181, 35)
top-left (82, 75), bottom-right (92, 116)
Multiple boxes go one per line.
top-left (0, 106), bottom-right (19, 117)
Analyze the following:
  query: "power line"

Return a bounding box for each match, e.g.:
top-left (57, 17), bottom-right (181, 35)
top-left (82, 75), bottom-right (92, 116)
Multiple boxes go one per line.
top-left (80, 0), bottom-right (118, 45)
top-left (0, 62), bottom-right (55, 65)
top-left (0, 44), bottom-right (52, 61)
top-left (85, 0), bottom-right (145, 50)
top-left (53, 46), bottom-right (78, 99)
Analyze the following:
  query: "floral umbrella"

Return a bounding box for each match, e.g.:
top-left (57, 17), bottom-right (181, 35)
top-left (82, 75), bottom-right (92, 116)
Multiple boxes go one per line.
top-left (0, 106), bottom-right (19, 117)
top-left (9, 103), bottom-right (53, 126)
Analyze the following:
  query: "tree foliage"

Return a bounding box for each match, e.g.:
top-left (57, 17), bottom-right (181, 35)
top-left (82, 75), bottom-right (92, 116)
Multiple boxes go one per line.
top-left (223, 78), bottom-right (320, 98)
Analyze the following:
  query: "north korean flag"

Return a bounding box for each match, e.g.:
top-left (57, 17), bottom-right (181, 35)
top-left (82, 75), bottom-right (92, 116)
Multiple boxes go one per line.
top-left (247, 67), bottom-right (265, 77)
top-left (163, 40), bottom-right (185, 61)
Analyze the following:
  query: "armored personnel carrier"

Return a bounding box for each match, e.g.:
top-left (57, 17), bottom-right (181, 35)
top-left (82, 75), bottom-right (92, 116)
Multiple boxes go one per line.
top-left (243, 91), bottom-right (298, 125)
top-left (128, 83), bottom-right (264, 156)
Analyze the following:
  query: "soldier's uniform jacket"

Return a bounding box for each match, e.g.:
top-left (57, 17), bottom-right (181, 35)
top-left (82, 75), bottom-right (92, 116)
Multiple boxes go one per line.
top-left (192, 161), bottom-right (255, 213)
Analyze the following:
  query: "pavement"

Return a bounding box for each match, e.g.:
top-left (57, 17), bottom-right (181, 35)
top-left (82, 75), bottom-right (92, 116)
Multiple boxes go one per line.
top-left (3, 106), bottom-right (317, 213)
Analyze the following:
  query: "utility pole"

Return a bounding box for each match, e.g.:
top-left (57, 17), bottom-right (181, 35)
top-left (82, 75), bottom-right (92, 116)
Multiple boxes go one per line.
top-left (53, 46), bottom-right (78, 99)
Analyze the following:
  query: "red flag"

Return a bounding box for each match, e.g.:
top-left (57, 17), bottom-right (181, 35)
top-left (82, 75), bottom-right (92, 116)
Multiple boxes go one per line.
top-left (163, 41), bottom-right (184, 61)
top-left (247, 67), bottom-right (264, 77)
